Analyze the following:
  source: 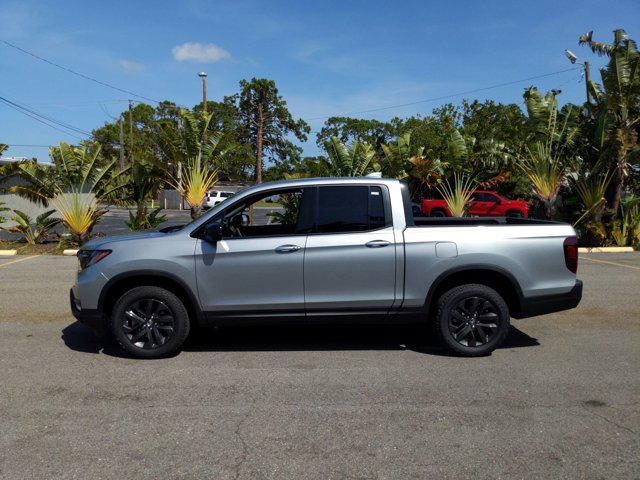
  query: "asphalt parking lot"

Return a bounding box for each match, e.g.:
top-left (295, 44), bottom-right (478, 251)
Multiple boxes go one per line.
top-left (0, 253), bottom-right (639, 479)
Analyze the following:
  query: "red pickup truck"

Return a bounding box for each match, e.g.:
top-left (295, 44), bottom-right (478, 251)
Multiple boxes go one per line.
top-left (421, 190), bottom-right (530, 217)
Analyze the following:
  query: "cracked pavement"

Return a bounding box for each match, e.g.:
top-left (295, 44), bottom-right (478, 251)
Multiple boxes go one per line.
top-left (0, 253), bottom-right (639, 478)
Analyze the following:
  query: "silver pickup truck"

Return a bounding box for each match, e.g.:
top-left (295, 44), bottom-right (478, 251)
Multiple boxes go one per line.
top-left (71, 177), bottom-right (582, 358)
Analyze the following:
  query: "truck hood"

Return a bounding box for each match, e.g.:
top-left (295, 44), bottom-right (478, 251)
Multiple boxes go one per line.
top-left (82, 231), bottom-right (167, 250)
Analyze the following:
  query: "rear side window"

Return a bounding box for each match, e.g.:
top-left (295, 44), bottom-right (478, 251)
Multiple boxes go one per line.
top-left (315, 185), bottom-right (388, 233)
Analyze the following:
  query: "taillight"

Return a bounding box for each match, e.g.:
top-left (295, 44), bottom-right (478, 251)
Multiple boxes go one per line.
top-left (563, 236), bottom-right (578, 273)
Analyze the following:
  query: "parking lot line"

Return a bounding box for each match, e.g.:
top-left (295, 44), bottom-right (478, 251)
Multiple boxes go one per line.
top-left (0, 255), bottom-right (40, 268)
top-left (581, 256), bottom-right (640, 271)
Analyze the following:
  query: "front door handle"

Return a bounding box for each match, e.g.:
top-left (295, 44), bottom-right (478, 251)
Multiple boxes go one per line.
top-left (365, 240), bottom-right (391, 248)
top-left (275, 244), bottom-right (302, 253)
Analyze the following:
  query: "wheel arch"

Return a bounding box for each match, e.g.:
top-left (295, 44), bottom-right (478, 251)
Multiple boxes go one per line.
top-left (98, 270), bottom-right (204, 325)
top-left (424, 265), bottom-right (524, 318)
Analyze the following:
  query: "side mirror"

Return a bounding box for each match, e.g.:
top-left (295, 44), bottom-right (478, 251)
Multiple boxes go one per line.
top-left (202, 222), bottom-right (223, 243)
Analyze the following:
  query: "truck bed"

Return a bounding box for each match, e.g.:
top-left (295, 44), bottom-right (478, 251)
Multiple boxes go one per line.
top-left (411, 216), bottom-right (559, 227)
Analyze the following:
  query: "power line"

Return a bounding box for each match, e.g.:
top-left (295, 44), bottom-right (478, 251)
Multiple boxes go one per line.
top-left (3, 144), bottom-right (52, 148)
top-left (304, 67), bottom-right (582, 121)
top-left (0, 95), bottom-right (91, 137)
top-left (0, 97), bottom-right (85, 140)
top-left (0, 39), bottom-right (162, 103)
top-left (30, 99), bottom-right (130, 107)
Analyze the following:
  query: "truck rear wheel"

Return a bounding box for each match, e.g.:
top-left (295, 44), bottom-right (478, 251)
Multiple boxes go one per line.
top-left (431, 209), bottom-right (447, 217)
top-left (110, 286), bottom-right (191, 358)
top-left (434, 284), bottom-right (510, 356)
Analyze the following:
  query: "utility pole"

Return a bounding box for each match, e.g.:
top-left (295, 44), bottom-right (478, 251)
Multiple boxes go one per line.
top-left (118, 117), bottom-right (125, 170)
top-left (584, 61), bottom-right (592, 104)
top-left (198, 71), bottom-right (208, 112)
top-left (128, 100), bottom-right (134, 163)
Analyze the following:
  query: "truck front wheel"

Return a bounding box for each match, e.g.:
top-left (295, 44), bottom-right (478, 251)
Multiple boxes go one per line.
top-left (110, 286), bottom-right (191, 358)
top-left (434, 284), bottom-right (510, 356)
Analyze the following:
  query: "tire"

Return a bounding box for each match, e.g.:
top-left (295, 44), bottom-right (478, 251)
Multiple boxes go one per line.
top-left (431, 209), bottom-right (447, 217)
top-left (434, 284), bottom-right (510, 356)
top-left (506, 210), bottom-right (522, 218)
top-left (110, 286), bottom-right (191, 358)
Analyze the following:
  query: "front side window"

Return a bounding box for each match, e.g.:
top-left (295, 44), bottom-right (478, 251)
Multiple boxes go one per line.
top-left (315, 185), bottom-right (388, 234)
top-left (219, 189), bottom-right (305, 238)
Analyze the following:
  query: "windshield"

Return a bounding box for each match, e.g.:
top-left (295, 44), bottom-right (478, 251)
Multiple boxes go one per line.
top-left (167, 185), bottom-right (250, 233)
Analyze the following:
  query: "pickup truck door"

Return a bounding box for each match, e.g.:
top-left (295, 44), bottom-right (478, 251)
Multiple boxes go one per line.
top-left (195, 187), bottom-right (312, 315)
top-left (304, 185), bottom-right (397, 314)
top-left (468, 192), bottom-right (490, 216)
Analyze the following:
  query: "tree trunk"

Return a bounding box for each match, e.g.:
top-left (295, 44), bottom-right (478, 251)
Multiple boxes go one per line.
top-left (609, 167), bottom-right (624, 217)
top-left (544, 199), bottom-right (556, 220)
top-left (256, 104), bottom-right (264, 184)
top-left (190, 204), bottom-right (201, 221)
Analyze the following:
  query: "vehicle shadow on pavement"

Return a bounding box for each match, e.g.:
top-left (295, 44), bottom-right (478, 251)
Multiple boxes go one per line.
top-left (61, 321), bottom-right (539, 359)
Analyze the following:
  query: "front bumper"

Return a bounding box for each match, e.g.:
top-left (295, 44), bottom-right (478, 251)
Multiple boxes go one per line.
top-left (516, 280), bottom-right (583, 318)
top-left (70, 288), bottom-right (106, 335)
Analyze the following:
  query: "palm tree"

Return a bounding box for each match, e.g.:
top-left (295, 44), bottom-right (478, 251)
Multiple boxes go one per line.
top-left (380, 133), bottom-right (413, 179)
top-left (11, 142), bottom-right (128, 245)
top-left (579, 29), bottom-right (640, 214)
top-left (168, 110), bottom-right (228, 219)
top-left (321, 136), bottom-right (378, 177)
top-left (519, 88), bottom-right (579, 219)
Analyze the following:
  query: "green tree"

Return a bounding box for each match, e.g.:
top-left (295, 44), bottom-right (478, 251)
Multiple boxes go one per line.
top-left (579, 29), bottom-right (640, 214)
top-left (316, 117), bottom-right (395, 150)
top-left (228, 78), bottom-right (310, 183)
top-left (121, 158), bottom-right (167, 230)
top-left (321, 136), bottom-right (378, 177)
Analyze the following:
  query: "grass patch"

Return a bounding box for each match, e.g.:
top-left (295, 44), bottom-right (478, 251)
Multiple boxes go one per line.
top-left (0, 240), bottom-right (65, 255)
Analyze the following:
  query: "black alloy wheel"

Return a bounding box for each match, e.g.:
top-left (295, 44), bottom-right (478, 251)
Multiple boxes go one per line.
top-left (122, 299), bottom-right (175, 349)
top-left (110, 286), bottom-right (190, 358)
top-left (448, 296), bottom-right (499, 347)
top-left (434, 284), bottom-right (510, 356)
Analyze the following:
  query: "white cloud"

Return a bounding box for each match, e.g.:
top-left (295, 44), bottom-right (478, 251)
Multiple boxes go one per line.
top-left (172, 43), bottom-right (231, 63)
top-left (119, 59), bottom-right (146, 73)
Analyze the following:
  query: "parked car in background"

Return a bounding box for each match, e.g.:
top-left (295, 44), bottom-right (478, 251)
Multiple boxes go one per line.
top-left (421, 190), bottom-right (530, 217)
top-left (71, 178), bottom-right (581, 359)
top-left (203, 190), bottom-right (235, 209)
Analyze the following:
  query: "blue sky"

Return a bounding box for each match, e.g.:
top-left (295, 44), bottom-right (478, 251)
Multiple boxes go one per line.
top-left (1, 0), bottom-right (639, 162)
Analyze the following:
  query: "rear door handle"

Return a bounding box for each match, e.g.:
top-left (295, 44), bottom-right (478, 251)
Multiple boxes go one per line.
top-left (275, 244), bottom-right (302, 253)
top-left (365, 240), bottom-right (391, 248)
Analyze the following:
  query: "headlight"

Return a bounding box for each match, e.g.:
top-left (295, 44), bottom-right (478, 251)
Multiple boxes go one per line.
top-left (77, 249), bottom-right (111, 269)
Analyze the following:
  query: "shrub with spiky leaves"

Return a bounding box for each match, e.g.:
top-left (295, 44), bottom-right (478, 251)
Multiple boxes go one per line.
top-left (126, 207), bottom-right (167, 231)
top-left (1, 209), bottom-right (60, 244)
top-left (437, 174), bottom-right (477, 217)
top-left (571, 165), bottom-right (612, 225)
top-left (0, 201), bottom-right (9, 224)
top-left (50, 191), bottom-right (104, 246)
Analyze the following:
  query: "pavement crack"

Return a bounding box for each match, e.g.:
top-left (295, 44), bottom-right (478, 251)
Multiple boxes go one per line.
top-left (230, 388), bottom-right (263, 480)
top-left (581, 404), bottom-right (639, 437)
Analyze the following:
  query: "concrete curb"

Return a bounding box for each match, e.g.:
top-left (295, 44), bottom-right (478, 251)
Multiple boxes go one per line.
top-left (62, 249), bottom-right (79, 256)
top-left (579, 247), bottom-right (635, 253)
top-left (0, 249), bottom-right (18, 256)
